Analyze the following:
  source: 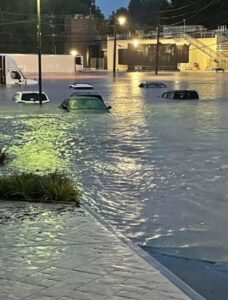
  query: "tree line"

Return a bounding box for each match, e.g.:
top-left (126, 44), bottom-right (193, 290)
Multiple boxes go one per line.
top-left (0, 0), bottom-right (227, 54)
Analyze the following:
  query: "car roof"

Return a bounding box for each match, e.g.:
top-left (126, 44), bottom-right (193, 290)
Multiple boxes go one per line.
top-left (164, 90), bottom-right (198, 93)
top-left (15, 91), bottom-right (48, 95)
top-left (142, 81), bottom-right (165, 84)
top-left (70, 82), bottom-right (94, 88)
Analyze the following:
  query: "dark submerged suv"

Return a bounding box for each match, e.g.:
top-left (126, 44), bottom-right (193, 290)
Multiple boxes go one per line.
top-left (161, 90), bottom-right (199, 100)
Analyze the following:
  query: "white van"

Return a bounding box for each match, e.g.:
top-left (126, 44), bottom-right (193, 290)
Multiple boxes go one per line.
top-left (0, 54), bottom-right (37, 85)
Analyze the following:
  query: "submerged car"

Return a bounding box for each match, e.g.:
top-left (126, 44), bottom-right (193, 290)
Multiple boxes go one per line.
top-left (161, 90), bottom-right (199, 100)
top-left (70, 91), bottom-right (104, 101)
top-left (139, 81), bottom-right (167, 88)
top-left (12, 91), bottom-right (50, 104)
top-left (210, 67), bottom-right (225, 73)
top-left (60, 96), bottom-right (111, 112)
top-left (69, 82), bottom-right (94, 90)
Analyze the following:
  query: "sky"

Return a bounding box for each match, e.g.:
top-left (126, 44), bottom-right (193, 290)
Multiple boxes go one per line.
top-left (96, 0), bottom-right (129, 17)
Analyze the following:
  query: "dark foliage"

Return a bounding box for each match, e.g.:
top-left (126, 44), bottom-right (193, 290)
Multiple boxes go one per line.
top-left (0, 149), bottom-right (9, 165)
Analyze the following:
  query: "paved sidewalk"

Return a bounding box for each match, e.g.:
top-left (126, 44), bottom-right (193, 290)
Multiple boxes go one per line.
top-left (0, 202), bottom-right (202, 300)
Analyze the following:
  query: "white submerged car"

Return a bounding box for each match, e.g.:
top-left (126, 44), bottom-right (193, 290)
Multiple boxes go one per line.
top-left (69, 82), bottom-right (94, 90)
top-left (12, 91), bottom-right (50, 104)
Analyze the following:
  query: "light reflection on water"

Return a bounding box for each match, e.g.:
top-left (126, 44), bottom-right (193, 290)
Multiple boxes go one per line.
top-left (1, 72), bottom-right (228, 264)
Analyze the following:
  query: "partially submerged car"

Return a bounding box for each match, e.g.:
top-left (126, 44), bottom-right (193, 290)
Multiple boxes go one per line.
top-left (69, 82), bottom-right (94, 90)
top-left (60, 96), bottom-right (111, 112)
top-left (210, 67), bottom-right (225, 73)
top-left (12, 91), bottom-right (50, 104)
top-left (70, 91), bottom-right (104, 101)
top-left (161, 90), bottom-right (199, 100)
top-left (139, 81), bottom-right (167, 88)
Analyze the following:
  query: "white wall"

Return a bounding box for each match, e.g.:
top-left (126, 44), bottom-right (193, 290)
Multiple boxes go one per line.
top-left (10, 54), bottom-right (75, 73)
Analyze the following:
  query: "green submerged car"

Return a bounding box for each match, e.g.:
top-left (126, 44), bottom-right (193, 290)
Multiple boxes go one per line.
top-left (60, 96), bottom-right (111, 112)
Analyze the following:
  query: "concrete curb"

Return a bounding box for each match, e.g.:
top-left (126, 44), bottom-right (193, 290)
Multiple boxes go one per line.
top-left (83, 203), bottom-right (206, 300)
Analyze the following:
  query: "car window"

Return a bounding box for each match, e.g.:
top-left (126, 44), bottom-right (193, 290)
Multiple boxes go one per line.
top-left (11, 71), bottom-right (21, 80)
top-left (174, 92), bottom-right (186, 99)
top-left (147, 84), bottom-right (158, 88)
top-left (167, 92), bottom-right (174, 99)
top-left (69, 97), bottom-right (107, 110)
top-left (189, 91), bottom-right (199, 99)
top-left (21, 93), bottom-right (47, 101)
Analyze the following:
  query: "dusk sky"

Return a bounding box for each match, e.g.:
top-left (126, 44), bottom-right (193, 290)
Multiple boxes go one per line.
top-left (96, 0), bottom-right (129, 17)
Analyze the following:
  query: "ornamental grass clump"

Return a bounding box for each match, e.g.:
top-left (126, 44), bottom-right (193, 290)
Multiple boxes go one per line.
top-left (0, 172), bottom-right (80, 206)
top-left (40, 172), bottom-right (80, 204)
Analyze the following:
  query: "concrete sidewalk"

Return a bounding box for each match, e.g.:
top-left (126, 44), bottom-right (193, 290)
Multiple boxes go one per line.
top-left (0, 202), bottom-right (204, 300)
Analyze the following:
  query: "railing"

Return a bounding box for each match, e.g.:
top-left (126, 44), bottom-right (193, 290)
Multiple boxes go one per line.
top-left (182, 33), bottom-right (226, 60)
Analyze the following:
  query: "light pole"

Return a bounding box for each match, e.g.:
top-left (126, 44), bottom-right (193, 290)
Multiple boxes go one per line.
top-left (113, 16), bottom-right (126, 77)
top-left (183, 19), bottom-right (186, 36)
top-left (37, 0), bottom-right (42, 105)
top-left (155, 25), bottom-right (160, 75)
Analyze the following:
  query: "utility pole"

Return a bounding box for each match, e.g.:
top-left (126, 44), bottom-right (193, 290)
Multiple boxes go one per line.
top-left (183, 19), bottom-right (186, 37)
top-left (155, 24), bottom-right (160, 75)
top-left (37, 0), bottom-right (42, 105)
top-left (154, 0), bottom-right (162, 76)
top-left (113, 22), bottom-right (117, 77)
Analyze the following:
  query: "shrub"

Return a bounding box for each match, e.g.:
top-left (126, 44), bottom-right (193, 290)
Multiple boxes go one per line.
top-left (0, 172), bottom-right (80, 206)
top-left (40, 172), bottom-right (81, 204)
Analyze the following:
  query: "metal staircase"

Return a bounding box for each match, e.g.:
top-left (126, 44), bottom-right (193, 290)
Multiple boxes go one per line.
top-left (182, 33), bottom-right (226, 61)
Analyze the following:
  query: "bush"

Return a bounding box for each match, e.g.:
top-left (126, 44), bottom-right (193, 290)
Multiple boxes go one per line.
top-left (0, 148), bottom-right (9, 165)
top-left (0, 172), bottom-right (80, 206)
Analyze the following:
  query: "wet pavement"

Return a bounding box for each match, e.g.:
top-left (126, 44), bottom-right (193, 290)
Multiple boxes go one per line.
top-left (0, 201), bottom-right (201, 300)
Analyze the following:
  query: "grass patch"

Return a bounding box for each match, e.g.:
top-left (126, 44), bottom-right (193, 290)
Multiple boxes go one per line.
top-left (0, 148), bottom-right (9, 165)
top-left (0, 172), bottom-right (80, 206)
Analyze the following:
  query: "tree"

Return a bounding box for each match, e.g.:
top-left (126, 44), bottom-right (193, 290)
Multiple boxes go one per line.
top-left (166, 0), bottom-right (228, 28)
top-left (128, 0), bottom-right (170, 28)
top-left (0, 0), bottom-right (101, 53)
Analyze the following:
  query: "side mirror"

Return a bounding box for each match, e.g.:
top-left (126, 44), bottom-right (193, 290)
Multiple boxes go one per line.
top-left (107, 106), bottom-right (112, 110)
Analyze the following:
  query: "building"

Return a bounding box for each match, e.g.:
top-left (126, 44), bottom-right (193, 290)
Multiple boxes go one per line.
top-left (64, 14), bottom-right (104, 69)
top-left (107, 36), bottom-right (189, 72)
top-left (106, 26), bottom-right (228, 72)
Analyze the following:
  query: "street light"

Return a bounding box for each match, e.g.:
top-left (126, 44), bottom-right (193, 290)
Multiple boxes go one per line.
top-left (37, 0), bottom-right (42, 105)
top-left (70, 49), bottom-right (78, 56)
top-left (132, 39), bottom-right (139, 48)
top-left (113, 15), bottom-right (127, 77)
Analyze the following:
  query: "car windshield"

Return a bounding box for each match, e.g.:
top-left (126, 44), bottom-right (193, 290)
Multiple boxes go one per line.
top-left (70, 92), bottom-right (103, 99)
top-left (173, 91), bottom-right (198, 99)
top-left (21, 93), bottom-right (47, 101)
top-left (69, 97), bottom-right (107, 110)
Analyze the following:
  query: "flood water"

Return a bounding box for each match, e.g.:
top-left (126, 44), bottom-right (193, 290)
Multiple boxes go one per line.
top-left (1, 71), bottom-right (228, 294)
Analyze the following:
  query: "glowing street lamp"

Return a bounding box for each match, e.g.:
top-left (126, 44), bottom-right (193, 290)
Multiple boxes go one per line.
top-left (70, 49), bottom-right (78, 56)
top-left (132, 39), bottom-right (139, 48)
top-left (113, 15), bottom-right (127, 77)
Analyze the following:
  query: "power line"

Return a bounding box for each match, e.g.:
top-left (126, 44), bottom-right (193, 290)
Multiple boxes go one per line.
top-left (161, 0), bottom-right (205, 13)
top-left (161, 0), bottom-right (220, 22)
top-left (165, 0), bottom-right (221, 26)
